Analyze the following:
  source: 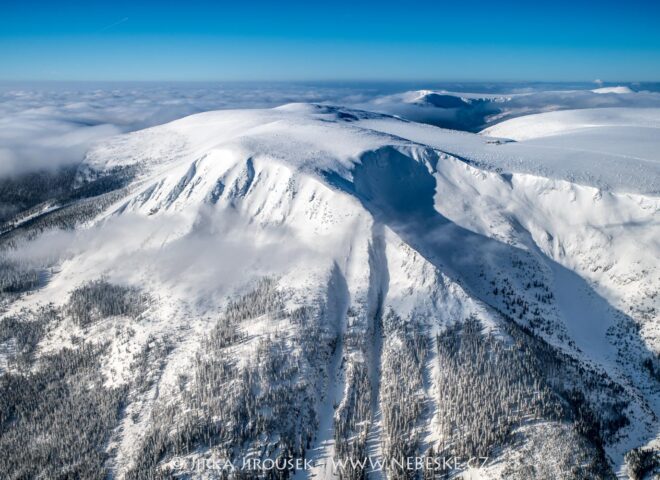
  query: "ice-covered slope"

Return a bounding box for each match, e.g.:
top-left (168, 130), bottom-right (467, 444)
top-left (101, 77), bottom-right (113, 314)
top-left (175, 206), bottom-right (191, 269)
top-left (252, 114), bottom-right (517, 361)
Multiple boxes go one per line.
top-left (1, 104), bottom-right (658, 479)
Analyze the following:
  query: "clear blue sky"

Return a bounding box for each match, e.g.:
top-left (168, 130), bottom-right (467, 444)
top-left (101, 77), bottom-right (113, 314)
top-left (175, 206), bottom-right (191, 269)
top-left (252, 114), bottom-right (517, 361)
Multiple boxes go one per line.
top-left (2, 0), bottom-right (659, 81)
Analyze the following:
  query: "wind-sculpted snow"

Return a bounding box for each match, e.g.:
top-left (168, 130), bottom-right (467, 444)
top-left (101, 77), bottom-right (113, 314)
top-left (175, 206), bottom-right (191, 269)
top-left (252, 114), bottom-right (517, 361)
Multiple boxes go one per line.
top-left (0, 103), bottom-right (658, 479)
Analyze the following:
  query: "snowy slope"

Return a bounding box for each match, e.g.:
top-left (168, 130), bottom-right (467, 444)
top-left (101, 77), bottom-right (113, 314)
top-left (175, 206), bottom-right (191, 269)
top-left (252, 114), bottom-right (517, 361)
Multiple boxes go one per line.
top-left (481, 107), bottom-right (660, 140)
top-left (1, 103), bottom-right (658, 479)
top-left (356, 109), bottom-right (660, 195)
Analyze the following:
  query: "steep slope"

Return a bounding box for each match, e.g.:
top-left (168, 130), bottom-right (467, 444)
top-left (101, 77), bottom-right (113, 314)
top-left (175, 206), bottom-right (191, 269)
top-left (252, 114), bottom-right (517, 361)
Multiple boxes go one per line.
top-left (0, 104), bottom-right (657, 479)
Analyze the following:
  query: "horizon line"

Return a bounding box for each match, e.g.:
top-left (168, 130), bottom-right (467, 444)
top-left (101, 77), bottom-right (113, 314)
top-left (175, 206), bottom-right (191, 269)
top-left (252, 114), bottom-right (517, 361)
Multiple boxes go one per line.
top-left (1, 78), bottom-right (659, 85)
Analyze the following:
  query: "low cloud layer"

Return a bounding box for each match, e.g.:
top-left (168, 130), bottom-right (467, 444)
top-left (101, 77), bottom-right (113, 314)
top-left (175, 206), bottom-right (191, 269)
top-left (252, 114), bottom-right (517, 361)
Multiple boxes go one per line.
top-left (5, 206), bottom-right (316, 304)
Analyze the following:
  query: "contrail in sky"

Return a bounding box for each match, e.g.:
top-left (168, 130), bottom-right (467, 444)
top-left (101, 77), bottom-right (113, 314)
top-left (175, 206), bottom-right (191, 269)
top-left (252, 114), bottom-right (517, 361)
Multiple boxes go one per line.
top-left (98, 17), bottom-right (129, 33)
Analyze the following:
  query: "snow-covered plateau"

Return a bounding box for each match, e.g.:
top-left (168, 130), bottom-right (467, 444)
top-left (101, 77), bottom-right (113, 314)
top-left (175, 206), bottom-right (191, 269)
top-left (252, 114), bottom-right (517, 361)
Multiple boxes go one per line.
top-left (0, 101), bottom-right (658, 479)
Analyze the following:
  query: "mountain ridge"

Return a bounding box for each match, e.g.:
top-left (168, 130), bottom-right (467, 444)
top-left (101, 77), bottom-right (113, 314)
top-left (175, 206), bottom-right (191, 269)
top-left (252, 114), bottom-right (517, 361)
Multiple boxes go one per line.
top-left (0, 103), bottom-right (658, 479)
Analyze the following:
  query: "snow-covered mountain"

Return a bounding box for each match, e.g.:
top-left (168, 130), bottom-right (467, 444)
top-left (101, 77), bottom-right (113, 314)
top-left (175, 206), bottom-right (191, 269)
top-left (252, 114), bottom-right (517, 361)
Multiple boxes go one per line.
top-left (360, 86), bottom-right (660, 133)
top-left (0, 103), bottom-right (658, 479)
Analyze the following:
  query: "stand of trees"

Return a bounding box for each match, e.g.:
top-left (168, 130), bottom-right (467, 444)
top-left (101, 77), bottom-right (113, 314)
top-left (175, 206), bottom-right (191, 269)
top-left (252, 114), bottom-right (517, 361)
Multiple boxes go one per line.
top-left (0, 278), bottom-right (154, 479)
top-left (625, 447), bottom-right (659, 480)
top-left (65, 279), bottom-right (149, 327)
top-left (500, 422), bottom-right (616, 480)
top-left (0, 258), bottom-right (40, 295)
top-left (0, 304), bottom-right (58, 369)
top-left (333, 359), bottom-right (371, 480)
top-left (380, 310), bottom-right (428, 480)
top-left (0, 164), bottom-right (136, 225)
top-left (333, 300), bottom-right (374, 480)
top-left (0, 166), bottom-right (134, 253)
top-left (0, 166), bottom-right (78, 224)
top-left (435, 316), bottom-right (560, 459)
top-left (432, 314), bottom-right (625, 479)
top-left (126, 278), bottom-right (337, 479)
top-left (0, 341), bottom-right (127, 479)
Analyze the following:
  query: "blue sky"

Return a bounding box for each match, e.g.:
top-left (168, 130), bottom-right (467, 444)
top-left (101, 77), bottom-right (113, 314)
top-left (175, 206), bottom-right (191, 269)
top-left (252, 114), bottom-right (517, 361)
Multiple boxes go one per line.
top-left (1, 0), bottom-right (659, 81)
